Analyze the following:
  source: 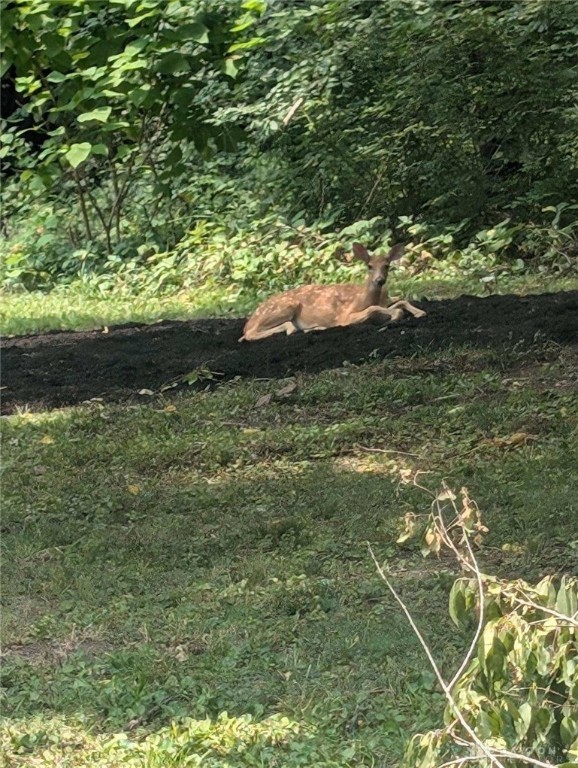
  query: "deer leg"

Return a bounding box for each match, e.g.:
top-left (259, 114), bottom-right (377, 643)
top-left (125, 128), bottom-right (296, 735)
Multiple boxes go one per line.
top-left (387, 300), bottom-right (427, 318)
top-left (297, 318), bottom-right (328, 333)
top-left (292, 310), bottom-right (329, 333)
top-left (240, 321), bottom-right (298, 341)
top-left (240, 303), bottom-right (305, 341)
top-left (342, 305), bottom-right (403, 326)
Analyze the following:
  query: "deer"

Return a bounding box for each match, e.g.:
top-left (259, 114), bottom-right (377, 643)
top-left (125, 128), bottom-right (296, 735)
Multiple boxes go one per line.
top-left (240, 242), bottom-right (426, 342)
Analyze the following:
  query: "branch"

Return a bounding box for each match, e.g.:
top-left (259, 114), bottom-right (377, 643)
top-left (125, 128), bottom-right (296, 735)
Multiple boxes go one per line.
top-left (367, 544), bottom-right (506, 768)
top-left (428, 491), bottom-right (486, 691)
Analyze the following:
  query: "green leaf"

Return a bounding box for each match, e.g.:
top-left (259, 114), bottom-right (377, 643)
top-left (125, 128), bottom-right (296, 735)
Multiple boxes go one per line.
top-left (242, 0), bottom-right (266, 11)
top-left (557, 577), bottom-right (578, 618)
top-left (156, 52), bottom-right (190, 75)
top-left (514, 701), bottom-right (532, 739)
top-left (128, 86), bottom-right (151, 106)
top-left (448, 581), bottom-right (467, 628)
top-left (46, 71), bottom-right (67, 83)
top-left (178, 21), bottom-right (209, 44)
top-left (221, 58), bottom-right (238, 79)
top-left (64, 143), bottom-right (92, 168)
top-left (126, 11), bottom-right (157, 27)
top-left (486, 638), bottom-right (506, 679)
top-left (476, 710), bottom-right (493, 739)
top-left (534, 707), bottom-right (554, 736)
top-left (162, 20), bottom-right (209, 44)
top-left (561, 716), bottom-right (578, 748)
top-left (229, 37), bottom-right (265, 53)
top-left (77, 107), bottom-right (112, 123)
top-left (41, 32), bottom-right (65, 58)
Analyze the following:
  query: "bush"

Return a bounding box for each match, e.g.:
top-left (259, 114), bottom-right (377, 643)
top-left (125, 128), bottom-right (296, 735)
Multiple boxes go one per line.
top-left (385, 485), bottom-right (578, 768)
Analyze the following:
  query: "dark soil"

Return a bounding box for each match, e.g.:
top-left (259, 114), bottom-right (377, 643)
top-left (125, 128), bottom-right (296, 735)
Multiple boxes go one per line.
top-left (2, 291), bottom-right (577, 415)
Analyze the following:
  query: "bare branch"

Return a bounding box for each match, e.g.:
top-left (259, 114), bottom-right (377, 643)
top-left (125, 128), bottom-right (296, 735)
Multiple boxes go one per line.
top-left (367, 544), bottom-right (506, 768)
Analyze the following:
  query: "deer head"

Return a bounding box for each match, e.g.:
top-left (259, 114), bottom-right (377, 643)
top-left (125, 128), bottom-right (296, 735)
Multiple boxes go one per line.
top-left (352, 242), bottom-right (405, 291)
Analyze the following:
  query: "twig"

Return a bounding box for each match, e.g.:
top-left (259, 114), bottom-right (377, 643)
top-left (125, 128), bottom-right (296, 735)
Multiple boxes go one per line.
top-left (283, 96), bottom-right (304, 125)
top-left (507, 588), bottom-right (578, 627)
top-left (452, 735), bottom-right (556, 768)
top-left (439, 495), bottom-right (486, 691)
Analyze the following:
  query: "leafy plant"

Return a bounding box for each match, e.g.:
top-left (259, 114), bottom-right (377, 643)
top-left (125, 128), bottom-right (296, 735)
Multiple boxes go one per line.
top-left (382, 484), bottom-right (578, 768)
top-left (1, 0), bottom-right (264, 253)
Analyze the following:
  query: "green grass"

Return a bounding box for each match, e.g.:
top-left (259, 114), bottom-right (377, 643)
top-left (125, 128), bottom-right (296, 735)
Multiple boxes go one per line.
top-left (0, 282), bottom-right (249, 337)
top-left (2, 336), bottom-right (577, 766)
top-left (1, 271), bottom-right (576, 336)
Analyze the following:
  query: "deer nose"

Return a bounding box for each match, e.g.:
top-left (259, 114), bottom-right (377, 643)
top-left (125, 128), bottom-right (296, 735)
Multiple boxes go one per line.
top-left (375, 277), bottom-right (386, 286)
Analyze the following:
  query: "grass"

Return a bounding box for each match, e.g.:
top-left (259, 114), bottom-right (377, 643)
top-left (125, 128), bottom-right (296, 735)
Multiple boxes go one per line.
top-left (2, 332), bottom-right (577, 766)
top-left (0, 282), bottom-right (248, 337)
top-left (1, 270), bottom-right (576, 336)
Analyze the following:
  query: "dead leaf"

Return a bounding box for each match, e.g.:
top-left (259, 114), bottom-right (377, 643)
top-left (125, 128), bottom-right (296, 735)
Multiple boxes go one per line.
top-left (396, 511), bottom-right (417, 543)
top-left (276, 380), bottom-right (297, 397)
top-left (487, 432), bottom-right (535, 449)
top-left (163, 405), bottom-right (177, 413)
top-left (399, 468), bottom-right (413, 484)
top-left (138, 389), bottom-right (154, 396)
top-left (40, 435), bottom-right (54, 445)
top-left (127, 485), bottom-right (140, 495)
top-left (424, 528), bottom-right (442, 555)
top-left (173, 645), bottom-right (187, 663)
top-left (504, 432), bottom-right (533, 447)
top-left (255, 393), bottom-right (272, 408)
top-left (33, 465), bottom-right (48, 475)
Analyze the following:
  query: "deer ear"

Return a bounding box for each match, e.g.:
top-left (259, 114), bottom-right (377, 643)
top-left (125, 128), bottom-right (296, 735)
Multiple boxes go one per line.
top-left (387, 244), bottom-right (405, 263)
top-left (352, 242), bottom-right (371, 264)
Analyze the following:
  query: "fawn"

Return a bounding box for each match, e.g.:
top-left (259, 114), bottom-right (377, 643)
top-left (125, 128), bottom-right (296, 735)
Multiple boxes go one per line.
top-left (240, 242), bottom-right (426, 341)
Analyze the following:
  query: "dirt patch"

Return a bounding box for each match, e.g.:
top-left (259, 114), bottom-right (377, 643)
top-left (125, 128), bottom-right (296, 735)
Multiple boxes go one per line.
top-left (2, 291), bottom-right (577, 414)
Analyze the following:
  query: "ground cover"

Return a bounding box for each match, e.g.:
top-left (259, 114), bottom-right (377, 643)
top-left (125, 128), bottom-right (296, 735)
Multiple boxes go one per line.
top-left (2, 283), bottom-right (577, 765)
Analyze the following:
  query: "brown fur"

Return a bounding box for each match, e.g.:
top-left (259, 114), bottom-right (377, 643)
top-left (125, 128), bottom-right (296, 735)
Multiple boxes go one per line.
top-left (240, 242), bottom-right (426, 342)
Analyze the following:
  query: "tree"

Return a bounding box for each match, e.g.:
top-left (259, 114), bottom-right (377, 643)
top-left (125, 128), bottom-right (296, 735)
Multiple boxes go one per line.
top-left (1, 0), bottom-right (265, 251)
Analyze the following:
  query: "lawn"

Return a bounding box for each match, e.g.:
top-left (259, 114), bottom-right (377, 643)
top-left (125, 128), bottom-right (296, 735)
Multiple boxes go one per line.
top-left (2, 271), bottom-right (577, 337)
top-left (2, 295), bottom-right (577, 766)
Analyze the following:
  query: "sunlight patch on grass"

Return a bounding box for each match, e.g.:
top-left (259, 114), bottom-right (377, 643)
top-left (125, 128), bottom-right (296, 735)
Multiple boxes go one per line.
top-left (2, 272), bottom-right (576, 336)
top-left (0, 283), bottom-right (249, 337)
top-left (1, 712), bottom-right (316, 768)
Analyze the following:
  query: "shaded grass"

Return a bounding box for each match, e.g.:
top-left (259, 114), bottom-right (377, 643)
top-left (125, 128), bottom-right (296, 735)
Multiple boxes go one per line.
top-left (1, 340), bottom-right (577, 766)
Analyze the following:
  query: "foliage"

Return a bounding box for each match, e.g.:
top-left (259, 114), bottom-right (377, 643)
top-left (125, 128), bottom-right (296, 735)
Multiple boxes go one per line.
top-left (396, 486), bottom-right (578, 768)
top-left (1, 0), bottom-right (264, 255)
top-left (228, 0), bottom-right (578, 230)
top-left (2, 0), bottom-right (578, 291)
